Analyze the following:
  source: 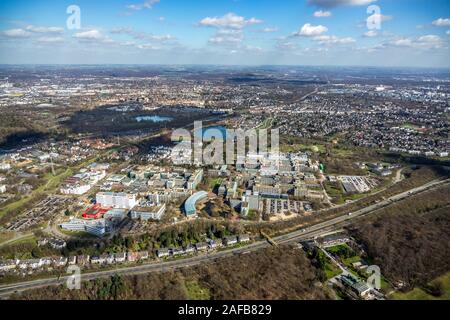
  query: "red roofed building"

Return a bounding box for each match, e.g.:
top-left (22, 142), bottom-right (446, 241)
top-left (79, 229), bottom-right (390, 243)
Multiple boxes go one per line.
top-left (82, 204), bottom-right (110, 220)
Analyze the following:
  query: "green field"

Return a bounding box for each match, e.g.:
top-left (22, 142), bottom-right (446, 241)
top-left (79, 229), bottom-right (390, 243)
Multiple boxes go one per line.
top-left (390, 272), bottom-right (450, 300)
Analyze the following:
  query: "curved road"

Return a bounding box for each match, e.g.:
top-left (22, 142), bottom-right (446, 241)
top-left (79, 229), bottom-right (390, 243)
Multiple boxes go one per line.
top-left (0, 178), bottom-right (447, 299)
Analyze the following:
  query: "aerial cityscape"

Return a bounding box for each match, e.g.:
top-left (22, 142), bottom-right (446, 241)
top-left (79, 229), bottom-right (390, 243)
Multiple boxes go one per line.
top-left (0, 0), bottom-right (449, 308)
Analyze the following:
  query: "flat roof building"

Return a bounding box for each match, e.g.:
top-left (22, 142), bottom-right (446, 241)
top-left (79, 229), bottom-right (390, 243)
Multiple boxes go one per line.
top-left (184, 191), bottom-right (208, 217)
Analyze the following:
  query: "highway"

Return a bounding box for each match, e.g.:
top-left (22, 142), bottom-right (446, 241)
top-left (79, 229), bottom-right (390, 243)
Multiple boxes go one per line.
top-left (0, 178), bottom-right (447, 299)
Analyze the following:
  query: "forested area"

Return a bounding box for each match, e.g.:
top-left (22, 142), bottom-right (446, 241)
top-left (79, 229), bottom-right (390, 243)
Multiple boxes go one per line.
top-left (15, 246), bottom-right (329, 300)
top-left (349, 183), bottom-right (450, 290)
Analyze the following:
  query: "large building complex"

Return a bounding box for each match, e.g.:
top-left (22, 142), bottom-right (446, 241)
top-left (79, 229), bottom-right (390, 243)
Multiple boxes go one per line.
top-left (131, 204), bottom-right (166, 221)
top-left (184, 191), bottom-right (208, 217)
top-left (60, 218), bottom-right (107, 237)
top-left (96, 192), bottom-right (137, 209)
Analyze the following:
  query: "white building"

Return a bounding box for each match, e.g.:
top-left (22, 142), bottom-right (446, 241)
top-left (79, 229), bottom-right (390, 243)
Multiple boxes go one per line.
top-left (130, 204), bottom-right (166, 221)
top-left (187, 169), bottom-right (203, 190)
top-left (60, 218), bottom-right (107, 236)
top-left (60, 183), bottom-right (91, 195)
top-left (96, 192), bottom-right (137, 209)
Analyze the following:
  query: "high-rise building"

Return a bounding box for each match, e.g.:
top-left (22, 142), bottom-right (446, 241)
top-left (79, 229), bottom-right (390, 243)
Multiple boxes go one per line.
top-left (96, 192), bottom-right (137, 209)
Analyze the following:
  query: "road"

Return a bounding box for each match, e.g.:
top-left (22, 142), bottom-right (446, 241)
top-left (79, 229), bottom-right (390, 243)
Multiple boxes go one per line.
top-left (0, 178), bottom-right (447, 299)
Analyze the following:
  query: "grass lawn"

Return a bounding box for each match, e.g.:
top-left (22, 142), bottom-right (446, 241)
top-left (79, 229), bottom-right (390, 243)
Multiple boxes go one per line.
top-left (390, 272), bottom-right (450, 300)
top-left (326, 244), bottom-right (352, 255)
top-left (184, 280), bottom-right (211, 300)
top-left (207, 177), bottom-right (223, 189)
top-left (4, 234), bottom-right (36, 246)
top-left (342, 255), bottom-right (362, 266)
top-left (324, 261), bottom-right (342, 279)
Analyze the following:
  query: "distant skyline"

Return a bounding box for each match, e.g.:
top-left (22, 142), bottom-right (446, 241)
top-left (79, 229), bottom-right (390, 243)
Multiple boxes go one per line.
top-left (0, 0), bottom-right (449, 67)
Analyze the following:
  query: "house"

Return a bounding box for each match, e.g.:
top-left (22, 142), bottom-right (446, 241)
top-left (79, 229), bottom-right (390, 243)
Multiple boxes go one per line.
top-left (320, 233), bottom-right (350, 248)
top-left (195, 242), bottom-right (208, 251)
top-left (208, 240), bottom-right (218, 249)
top-left (172, 247), bottom-right (185, 256)
top-left (54, 257), bottom-right (68, 267)
top-left (76, 255), bottom-right (90, 266)
top-left (28, 259), bottom-right (43, 269)
top-left (352, 282), bottom-right (371, 297)
top-left (184, 245), bottom-right (195, 254)
top-left (156, 248), bottom-right (170, 258)
top-left (40, 258), bottom-right (52, 266)
top-left (137, 251), bottom-right (149, 260)
top-left (68, 256), bottom-right (77, 265)
top-left (48, 238), bottom-right (67, 250)
top-left (127, 252), bottom-right (138, 262)
top-left (0, 260), bottom-right (18, 272)
top-left (91, 256), bottom-right (104, 264)
top-left (114, 253), bottom-right (127, 263)
top-left (223, 236), bottom-right (238, 246)
top-left (106, 254), bottom-right (115, 264)
top-left (238, 234), bottom-right (251, 243)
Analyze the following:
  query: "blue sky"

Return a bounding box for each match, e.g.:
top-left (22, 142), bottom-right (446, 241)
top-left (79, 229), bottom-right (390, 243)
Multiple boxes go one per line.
top-left (0, 0), bottom-right (449, 66)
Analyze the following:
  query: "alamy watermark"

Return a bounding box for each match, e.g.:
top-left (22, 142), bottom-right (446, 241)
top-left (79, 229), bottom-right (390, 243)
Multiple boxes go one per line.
top-left (366, 265), bottom-right (381, 290)
top-left (66, 265), bottom-right (81, 290)
top-left (66, 5), bottom-right (81, 30)
top-left (367, 5), bottom-right (382, 31)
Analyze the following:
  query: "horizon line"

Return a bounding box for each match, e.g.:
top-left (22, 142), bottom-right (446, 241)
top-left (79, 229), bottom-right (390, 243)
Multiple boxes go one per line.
top-left (0, 63), bottom-right (449, 70)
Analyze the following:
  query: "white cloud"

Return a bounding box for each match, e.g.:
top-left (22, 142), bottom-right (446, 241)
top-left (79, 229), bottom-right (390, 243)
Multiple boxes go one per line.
top-left (417, 35), bottom-right (441, 43)
top-left (25, 25), bottom-right (64, 34)
top-left (199, 13), bottom-right (263, 29)
top-left (209, 29), bottom-right (244, 45)
top-left (293, 23), bottom-right (328, 37)
top-left (364, 30), bottom-right (378, 37)
top-left (432, 18), bottom-right (450, 27)
top-left (120, 41), bottom-right (136, 46)
top-left (307, 0), bottom-right (377, 8)
top-left (74, 29), bottom-right (103, 40)
top-left (277, 41), bottom-right (298, 50)
top-left (257, 27), bottom-right (279, 33)
top-left (111, 27), bottom-right (133, 34)
top-left (36, 36), bottom-right (64, 43)
top-left (127, 0), bottom-right (160, 11)
top-left (313, 10), bottom-right (332, 18)
top-left (391, 38), bottom-right (413, 47)
top-left (2, 28), bottom-right (31, 38)
top-left (136, 43), bottom-right (160, 50)
top-left (132, 32), bottom-right (176, 42)
top-left (389, 35), bottom-right (443, 49)
top-left (314, 35), bottom-right (356, 44)
top-left (447, 30), bottom-right (450, 35)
